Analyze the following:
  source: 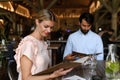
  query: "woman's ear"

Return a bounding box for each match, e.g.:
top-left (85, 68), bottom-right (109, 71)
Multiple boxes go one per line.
top-left (35, 19), bottom-right (39, 25)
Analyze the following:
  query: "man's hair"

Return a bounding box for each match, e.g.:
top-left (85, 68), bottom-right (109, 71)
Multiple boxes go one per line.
top-left (108, 28), bottom-right (114, 32)
top-left (79, 12), bottom-right (94, 25)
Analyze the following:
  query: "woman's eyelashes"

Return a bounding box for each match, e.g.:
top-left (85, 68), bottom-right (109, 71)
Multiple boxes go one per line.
top-left (44, 25), bottom-right (54, 31)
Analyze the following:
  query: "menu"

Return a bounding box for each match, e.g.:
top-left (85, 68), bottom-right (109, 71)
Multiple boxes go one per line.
top-left (34, 56), bottom-right (90, 76)
top-left (34, 61), bottom-right (81, 76)
top-left (72, 51), bottom-right (102, 58)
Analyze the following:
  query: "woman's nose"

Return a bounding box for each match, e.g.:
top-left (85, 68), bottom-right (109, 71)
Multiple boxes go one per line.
top-left (47, 28), bottom-right (51, 32)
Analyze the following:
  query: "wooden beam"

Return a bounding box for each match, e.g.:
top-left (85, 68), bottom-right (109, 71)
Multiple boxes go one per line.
top-left (99, 0), bottom-right (112, 13)
top-left (39, 0), bottom-right (44, 9)
top-left (23, 0), bottom-right (38, 12)
top-left (46, 0), bottom-right (57, 9)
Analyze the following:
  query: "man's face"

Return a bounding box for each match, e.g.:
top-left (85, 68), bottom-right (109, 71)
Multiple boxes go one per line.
top-left (79, 19), bottom-right (91, 34)
top-left (108, 31), bottom-right (113, 37)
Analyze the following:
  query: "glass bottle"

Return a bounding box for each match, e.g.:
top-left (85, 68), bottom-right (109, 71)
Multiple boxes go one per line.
top-left (105, 44), bottom-right (120, 79)
top-left (1, 39), bottom-right (7, 51)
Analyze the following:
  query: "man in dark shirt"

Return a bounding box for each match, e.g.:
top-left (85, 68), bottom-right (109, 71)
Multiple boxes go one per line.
top-left (101, 28), bottom-right (114, 47)
top-left (101, 28), bottom-right (114, 60)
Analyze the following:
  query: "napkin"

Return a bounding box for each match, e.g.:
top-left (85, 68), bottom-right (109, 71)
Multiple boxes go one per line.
top-left (63, 75), bottom-right (86, 80)
top-left (73, 56), bottom-right (89, 64)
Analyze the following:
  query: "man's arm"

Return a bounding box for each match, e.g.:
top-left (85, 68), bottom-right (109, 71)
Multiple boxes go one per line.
top-left (63, 36), bottom-right (73, 61)
top-left (96, 37), bottom-right (104, 60)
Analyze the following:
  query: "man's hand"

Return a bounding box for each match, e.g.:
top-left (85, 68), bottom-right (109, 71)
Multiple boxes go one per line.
top-left (64, 54), bottom-right (76, 61)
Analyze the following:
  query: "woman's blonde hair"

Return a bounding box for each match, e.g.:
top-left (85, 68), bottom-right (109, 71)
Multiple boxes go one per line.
top-left (33, 9), bottom-right (56, 23)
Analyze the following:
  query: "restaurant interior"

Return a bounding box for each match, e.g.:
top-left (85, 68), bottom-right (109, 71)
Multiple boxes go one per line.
top-left (0, 0), bottom-right (120, 80)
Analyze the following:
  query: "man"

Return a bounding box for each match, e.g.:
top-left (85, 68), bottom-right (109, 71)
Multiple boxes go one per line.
top-left (63, 12), bottom-right (104, 60)
top-left (101, 28), bottom-right (114, 60)
top-left (101, 28), bottom-right (115, 47)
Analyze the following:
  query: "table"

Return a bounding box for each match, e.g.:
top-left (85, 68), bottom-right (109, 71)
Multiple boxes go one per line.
top-left (55, 60), bottom-right (107, 80)
top-left (49, 40), bottom-right (67, 43)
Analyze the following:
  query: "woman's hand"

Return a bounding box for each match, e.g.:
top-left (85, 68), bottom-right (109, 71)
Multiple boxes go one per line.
top-left (49, 68), bottom-right (73, 79)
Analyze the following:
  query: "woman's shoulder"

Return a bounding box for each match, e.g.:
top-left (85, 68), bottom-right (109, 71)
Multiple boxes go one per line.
top-left (23, 35), bottom-right (37, 42)
top-left (18, 35), bottom-right (37, 47)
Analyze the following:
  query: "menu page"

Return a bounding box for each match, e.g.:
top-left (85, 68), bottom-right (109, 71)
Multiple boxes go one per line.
top-left (34, 61), bottom-right (81, 76)
top-left (34, 56), bottom-right (89, 76)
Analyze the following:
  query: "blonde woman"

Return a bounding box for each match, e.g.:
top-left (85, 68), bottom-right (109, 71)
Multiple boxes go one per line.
top-left (14, 9), bottom-right (72, 80)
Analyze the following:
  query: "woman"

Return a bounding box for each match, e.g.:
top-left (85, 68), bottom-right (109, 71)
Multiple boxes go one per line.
top-left (14, 9), bottom-right (72, 80)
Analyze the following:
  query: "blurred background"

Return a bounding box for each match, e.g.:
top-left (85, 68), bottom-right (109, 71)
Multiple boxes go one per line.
top-left (0, 0), bottom-right (120, 80)
top-left (0, 0), bottom-right (119, 41)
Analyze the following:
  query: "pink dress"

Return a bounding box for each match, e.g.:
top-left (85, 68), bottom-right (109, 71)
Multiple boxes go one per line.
top-left (14, 35), bottom-right (51, 80)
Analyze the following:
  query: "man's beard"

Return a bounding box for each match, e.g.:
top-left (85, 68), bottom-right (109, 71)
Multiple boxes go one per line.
top-left (81, 29), bottom-right (89, 35)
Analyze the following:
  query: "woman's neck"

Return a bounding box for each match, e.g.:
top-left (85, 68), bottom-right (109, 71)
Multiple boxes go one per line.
top-left (30, 31), bottom-right (44, 41)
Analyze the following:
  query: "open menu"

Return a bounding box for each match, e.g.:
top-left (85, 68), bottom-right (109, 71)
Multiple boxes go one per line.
top-left (34, 61), bottom-right (81, 76)
top-left (34, 56), bottom-right (89, 76)
top-left (72, 51), bottom-right (102, 58)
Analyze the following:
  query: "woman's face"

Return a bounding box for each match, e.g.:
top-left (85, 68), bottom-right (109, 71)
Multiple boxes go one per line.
top-left (35, 19), bottom-right (54, 37)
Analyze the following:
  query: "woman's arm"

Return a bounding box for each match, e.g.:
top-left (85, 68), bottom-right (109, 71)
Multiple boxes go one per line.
top-left (20, 55), bottom-right (73, 80)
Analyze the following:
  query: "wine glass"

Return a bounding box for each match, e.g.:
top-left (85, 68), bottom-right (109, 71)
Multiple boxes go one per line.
top-left (89, 53), bottom-right (97, 76)
top-left (82, 62), bottom-right (92, 80)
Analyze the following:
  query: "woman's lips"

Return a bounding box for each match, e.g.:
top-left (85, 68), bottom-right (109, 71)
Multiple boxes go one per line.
top-left (45, 33), bottom-right (49, 36)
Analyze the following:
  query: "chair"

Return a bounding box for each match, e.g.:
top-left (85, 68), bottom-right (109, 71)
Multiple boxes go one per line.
top-left (56, 43), bottom-right (66, 64)
top-left (6, 43), bottom-right (15, 60)
top-left (7, 59), bottom-right (18, 80)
